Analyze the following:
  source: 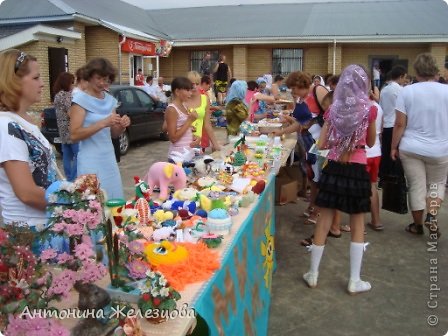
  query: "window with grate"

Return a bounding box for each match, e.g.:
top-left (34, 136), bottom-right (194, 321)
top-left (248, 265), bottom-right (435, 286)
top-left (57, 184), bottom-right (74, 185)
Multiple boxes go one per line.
top-left (272, 49), bottom-right (303, 77)
top-left (190, 50), bottom-right (220, 74)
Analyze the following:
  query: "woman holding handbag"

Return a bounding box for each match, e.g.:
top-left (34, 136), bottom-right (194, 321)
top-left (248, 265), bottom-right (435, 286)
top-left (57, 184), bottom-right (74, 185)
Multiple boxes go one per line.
top-left (391, 53), bottom-right (448, 237)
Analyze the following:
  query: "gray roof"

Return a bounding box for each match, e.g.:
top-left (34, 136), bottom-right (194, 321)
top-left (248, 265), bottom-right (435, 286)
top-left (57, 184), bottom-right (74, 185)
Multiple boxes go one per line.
top-left (0, 23), bottom-right (36, 39)
top-left (147, 0), bottom-right (448, 40)
top-left (0, 0), bottom-right (170, 39)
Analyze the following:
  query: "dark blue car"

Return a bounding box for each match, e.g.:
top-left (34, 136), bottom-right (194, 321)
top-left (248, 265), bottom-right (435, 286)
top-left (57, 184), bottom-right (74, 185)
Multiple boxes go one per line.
top-left (41, 85), bottom-right (167, 155)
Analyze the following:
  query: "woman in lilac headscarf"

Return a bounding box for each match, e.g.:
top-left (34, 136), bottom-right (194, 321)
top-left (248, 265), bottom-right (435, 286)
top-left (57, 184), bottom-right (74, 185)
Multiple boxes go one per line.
top-left (303, 64), bottom-right (377, 295)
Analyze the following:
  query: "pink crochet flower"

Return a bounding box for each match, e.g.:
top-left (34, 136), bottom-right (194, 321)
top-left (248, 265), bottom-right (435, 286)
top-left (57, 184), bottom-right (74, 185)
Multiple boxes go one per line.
top-left (51, 222), bottom-right (66, 233)
top-left (127, 240), bottom-right (144, 254)
top-left (40, 248), bottom-right (57, 261)
top-left (5, 315), bottom-right (69, 336)
top-left (65, 223), bottom-right (84, 236)
top-left (126, 260), bottom-right (148, 279)
top-left (78, 259), bottom-right (107, 283)
top-left (47, 269), bottom-right (77, 298)
top-left (57, 252), bottom-right (74, 265)
top-left (74, 242), bottom-right (94, 260)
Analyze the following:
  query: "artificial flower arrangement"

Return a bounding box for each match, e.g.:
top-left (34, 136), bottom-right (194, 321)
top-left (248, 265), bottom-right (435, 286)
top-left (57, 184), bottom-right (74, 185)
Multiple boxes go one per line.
top-left (0, 227), bottom-right (70, 335)
top-left (0, 174), bottom-right (108, 334)
top-left (137, 271), bottom-right (181, 323)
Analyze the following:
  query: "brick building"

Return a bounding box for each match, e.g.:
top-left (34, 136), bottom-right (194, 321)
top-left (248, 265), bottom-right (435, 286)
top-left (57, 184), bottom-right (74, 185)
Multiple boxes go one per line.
top-left (0, 0), bottom-right (170, 111)
top-left (1, 0), bottom-right (448, 111)
top-left (151, 0), bottom-right (448, 85)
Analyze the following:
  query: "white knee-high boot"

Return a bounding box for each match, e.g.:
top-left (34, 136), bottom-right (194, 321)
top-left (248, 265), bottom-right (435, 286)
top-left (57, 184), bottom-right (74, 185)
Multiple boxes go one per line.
top-left (348, 242), bottom-right (371, 294)
top-left (303, 244), bottom-right (324, 288)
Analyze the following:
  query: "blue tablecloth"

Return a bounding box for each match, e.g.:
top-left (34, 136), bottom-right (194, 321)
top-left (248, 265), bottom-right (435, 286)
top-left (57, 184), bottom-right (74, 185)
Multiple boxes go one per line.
top-left (193, 176), bottom-right (276, 335)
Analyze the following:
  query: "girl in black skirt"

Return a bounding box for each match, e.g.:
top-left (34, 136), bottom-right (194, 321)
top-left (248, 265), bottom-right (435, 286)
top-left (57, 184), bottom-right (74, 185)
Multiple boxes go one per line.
top-left (303, 65), bottom-right (377, 294)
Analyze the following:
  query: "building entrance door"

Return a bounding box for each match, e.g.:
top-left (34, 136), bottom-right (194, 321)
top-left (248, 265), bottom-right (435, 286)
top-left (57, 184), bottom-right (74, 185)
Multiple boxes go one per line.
top-left (130, 55), bottom-right (143, 85)
top-left (48, 47), bottom-right (68, 100)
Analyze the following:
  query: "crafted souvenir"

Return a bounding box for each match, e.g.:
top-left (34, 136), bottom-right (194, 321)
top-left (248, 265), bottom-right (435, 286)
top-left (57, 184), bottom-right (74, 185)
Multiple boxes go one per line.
top-left (143, 162), bottom-right (187, 200)
top-left (200, 233), bottom-right (224, 248)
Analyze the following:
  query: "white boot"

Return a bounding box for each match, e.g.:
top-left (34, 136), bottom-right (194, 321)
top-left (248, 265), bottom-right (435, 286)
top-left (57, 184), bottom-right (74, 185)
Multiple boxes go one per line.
top-left (303, 244), bottom-right (324, 288)
top-left (348, 242), bottom-right (371, 294)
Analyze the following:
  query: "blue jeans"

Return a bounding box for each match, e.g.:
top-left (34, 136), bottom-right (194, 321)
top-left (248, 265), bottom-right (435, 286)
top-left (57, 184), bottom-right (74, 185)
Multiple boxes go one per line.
top-left (62, 143), bottom-right (79, 181)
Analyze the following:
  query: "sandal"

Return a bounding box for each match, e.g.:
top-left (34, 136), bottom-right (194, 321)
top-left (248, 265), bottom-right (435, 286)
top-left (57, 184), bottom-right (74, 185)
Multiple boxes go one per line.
top-left (340, 225), bottom-right (351, 232)
top-left (367, 222), bottom-right (384, 231)
top-left (302, 206), bottom-right (314, 218)
top-left (300, 235), bottom-right (314, 247)
top-left (327, 231), bottom-right (341, 238)
top-left (300, 231), bottom-right (340, 247)
top-left (305, 211), bottom-right (320, 225)
top-left (424, 214), bottom-right (441, 238)
top-left (405, 223), bottom-right (423, 235)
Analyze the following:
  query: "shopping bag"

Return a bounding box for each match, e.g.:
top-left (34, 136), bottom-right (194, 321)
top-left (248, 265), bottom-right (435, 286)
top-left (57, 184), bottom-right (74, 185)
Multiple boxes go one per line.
top-left (381, 173), bottom-right (408, 214)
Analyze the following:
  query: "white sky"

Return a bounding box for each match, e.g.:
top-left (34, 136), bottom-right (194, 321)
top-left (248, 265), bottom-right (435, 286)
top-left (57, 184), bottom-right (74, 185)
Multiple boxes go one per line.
top-left (0, 0), bottom-right (447, 9)
top-left (122, 0), bottom-right (448, 9)
top-left (0, 0), bottom-right (447, 8)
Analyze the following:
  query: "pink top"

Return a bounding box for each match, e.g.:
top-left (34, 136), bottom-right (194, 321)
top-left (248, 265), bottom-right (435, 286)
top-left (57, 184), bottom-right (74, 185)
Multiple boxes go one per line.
top-left (324, 105), bottom-right (378, 164)
top-left (245, 90), bottom-right (259, 122)
top-left (168, 103), bottom-right (193, 157)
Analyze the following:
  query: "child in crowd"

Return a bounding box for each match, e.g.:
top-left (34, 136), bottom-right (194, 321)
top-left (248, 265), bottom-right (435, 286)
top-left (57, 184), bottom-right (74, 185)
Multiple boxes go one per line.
top-left (300, 90), bottom-right (345, 246)
top-left (366, 89), bottom-right (384, 231)
top-left (303, 64), bottom-right (377, 295)
top-left (164, 77), bottom-right (198, 160)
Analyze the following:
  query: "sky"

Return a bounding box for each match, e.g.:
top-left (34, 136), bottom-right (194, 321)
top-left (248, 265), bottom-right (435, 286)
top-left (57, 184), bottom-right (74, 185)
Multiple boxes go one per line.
top-left (121, 0), bottom-right (448, 9)
top-left (0, 0), bottom-right (447, 8)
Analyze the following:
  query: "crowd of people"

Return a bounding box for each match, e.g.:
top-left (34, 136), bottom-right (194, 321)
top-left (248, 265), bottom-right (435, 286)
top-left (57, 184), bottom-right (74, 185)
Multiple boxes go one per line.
top-left (0, 48), bottom-right (447, 296)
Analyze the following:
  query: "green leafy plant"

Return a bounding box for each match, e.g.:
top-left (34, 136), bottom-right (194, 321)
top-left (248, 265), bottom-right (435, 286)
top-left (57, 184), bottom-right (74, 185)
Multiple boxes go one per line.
top-left (137, 271), bottom-right (181, 317)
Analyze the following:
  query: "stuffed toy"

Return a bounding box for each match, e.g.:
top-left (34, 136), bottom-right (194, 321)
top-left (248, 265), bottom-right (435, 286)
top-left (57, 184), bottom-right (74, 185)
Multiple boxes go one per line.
top-left (143, 162), bottom-right (187, 200)
top-left (192, 155), bottom-right (214, 177)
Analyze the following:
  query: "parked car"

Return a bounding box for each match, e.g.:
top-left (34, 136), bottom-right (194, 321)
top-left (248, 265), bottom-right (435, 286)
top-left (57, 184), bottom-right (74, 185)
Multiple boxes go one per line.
top-left (41, 85), bottom-right (168, 156)
top-left (40, 106), bottom-right (62, 153)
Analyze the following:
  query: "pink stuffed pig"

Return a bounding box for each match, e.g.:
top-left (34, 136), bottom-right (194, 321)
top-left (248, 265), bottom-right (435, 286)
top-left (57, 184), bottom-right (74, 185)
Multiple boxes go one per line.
top-left (143, 162), bottom-right (187, 200)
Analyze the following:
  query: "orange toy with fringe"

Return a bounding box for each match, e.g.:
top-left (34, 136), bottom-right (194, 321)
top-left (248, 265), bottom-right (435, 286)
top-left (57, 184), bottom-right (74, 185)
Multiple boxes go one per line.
top-left (145, 242), bottom-right (220, 291)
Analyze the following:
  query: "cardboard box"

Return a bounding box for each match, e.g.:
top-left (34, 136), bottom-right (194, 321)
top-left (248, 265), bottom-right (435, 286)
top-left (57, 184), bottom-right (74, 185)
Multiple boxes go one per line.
top-left (275, 165), bottom-right (305, 205)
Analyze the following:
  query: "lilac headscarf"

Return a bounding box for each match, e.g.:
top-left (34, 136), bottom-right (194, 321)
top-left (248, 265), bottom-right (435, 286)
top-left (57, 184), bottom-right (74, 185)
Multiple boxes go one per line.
top-left (327, 65), bottom-right (371, 159)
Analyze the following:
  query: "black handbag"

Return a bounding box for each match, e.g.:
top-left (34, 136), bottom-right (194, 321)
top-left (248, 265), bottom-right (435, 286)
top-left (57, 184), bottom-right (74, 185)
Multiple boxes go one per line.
top-left (381, 160), bottom-right (408, 214)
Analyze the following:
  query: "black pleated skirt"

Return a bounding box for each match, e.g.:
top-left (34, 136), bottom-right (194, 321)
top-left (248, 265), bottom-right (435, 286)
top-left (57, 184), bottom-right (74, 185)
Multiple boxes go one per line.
top-left (315, 160), bottom-right (371, 214)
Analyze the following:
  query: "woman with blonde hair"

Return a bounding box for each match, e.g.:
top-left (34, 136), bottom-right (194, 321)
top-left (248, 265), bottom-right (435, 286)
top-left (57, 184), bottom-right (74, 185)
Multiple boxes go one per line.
top-left (392, 53), bottom-right (448, 237)
top-left (186, 71), bottom-right (221, 152)
top-left (0, 49), bottom-right (59, 253)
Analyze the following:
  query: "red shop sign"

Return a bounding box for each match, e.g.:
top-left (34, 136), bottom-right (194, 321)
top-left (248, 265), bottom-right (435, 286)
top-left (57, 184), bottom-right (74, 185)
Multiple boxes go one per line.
top-left (120, 37), bottom-right (156, 56)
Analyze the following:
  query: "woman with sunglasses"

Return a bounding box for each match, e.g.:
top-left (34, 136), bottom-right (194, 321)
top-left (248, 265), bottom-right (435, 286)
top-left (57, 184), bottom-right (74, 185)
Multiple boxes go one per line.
top-left (0, 49), bottom-right (61, 253)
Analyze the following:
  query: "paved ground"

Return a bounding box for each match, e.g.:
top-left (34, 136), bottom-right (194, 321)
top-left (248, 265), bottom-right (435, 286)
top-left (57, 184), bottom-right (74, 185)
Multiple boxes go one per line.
top-left (66, 128), bottom-right (448, 336)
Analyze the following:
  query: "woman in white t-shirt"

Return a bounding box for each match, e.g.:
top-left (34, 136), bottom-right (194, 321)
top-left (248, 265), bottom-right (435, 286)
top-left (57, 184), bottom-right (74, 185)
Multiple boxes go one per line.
top-left (0, 49), bottom-right (58, 252)
top-left (391, 53), bottom-right (448, 237)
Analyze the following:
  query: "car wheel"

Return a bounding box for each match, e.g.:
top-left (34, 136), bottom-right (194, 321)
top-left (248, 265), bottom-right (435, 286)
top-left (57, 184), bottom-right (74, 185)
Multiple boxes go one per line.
top-left (119, 131), bottom-right (130, 155)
